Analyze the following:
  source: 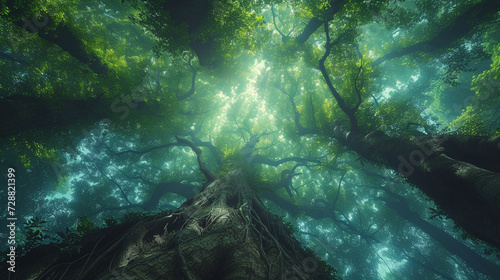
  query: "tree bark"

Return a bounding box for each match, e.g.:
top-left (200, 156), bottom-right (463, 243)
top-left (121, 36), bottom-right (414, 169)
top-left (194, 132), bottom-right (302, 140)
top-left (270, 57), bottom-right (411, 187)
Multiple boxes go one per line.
top-left (332, 126), bottom-right (500, 250)
top-left (13, 170), bottom-right (337, 280)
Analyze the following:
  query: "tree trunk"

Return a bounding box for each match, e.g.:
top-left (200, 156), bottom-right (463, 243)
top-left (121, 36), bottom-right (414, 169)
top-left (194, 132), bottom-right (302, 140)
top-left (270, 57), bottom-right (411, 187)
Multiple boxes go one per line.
top-left (382, 196), bottom-right (500, 279)
top-left (3, 1), bottom-right (109, 75)
top-left (332, 126), bottom-right (500, 250)
top-left (13, 169), bottom-right (337, 280)
top-left (372, 0), bottom-right (500, 66)
top-left (0, 95), bottom-right (105, 138)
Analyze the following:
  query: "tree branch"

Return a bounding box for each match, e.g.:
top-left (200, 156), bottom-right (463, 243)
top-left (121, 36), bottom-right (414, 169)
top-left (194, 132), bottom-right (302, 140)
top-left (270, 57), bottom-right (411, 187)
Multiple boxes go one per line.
top-left (175, 137), bottom-right (217, 182)
top-left (331, 172), bottom-right (345, 210)
top-left (271, 4), bottom-right (290, 42)
top-left (107, 142), bottom-right (178, 156)
top-left (187, 131), bottom-right (222, 166)
top-left (177, 56), bottom-right (197, 100)
top-left (261, 191), bottom-right (379, 242)
top-left (277, 86), bottom-right (318, 135)
top-left (319, 21), bottom-right (360, 132)
top-left (93, 164), bottom-right (133, 206)
top-left (294, 0), bottom-right (347, 44)
top-left (353, 57), bottom-right (364, 113)
top-left (372, 0), bottom-right (500, 67)
top-left (308, 93), bottom-right (319, 132)
top-left (252, 154), bottom-right (321, 167)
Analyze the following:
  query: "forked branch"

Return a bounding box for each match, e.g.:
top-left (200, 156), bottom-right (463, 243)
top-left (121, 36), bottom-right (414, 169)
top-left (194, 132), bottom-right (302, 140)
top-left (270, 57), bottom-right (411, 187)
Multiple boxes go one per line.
top-left (176, 137), bottom-right (217, 182)
top-left (319, 21), bottom-right (361, 132)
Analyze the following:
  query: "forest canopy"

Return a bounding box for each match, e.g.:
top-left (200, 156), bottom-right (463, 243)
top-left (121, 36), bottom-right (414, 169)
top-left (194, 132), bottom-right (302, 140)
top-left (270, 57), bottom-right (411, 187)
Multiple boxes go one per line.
top-left (1, 0), bottom-right (500, 279)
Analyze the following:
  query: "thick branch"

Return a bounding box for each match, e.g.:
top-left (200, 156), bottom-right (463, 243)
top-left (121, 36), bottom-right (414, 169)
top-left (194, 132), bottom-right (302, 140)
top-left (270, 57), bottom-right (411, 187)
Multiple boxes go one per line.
top-left (352, 59), bottom-right (363, 113)
top-left (108, 142), bottom-right (178, 156)
top-left (439, 135), bottom-right (500, 173)
top-left (252, 154), bottom-right (321, 167)
top-left (308, 93), bottom-right (319, 132)
top-left (278, 87), bottom-right (318, 135)
top-left (0, 94), bottom-right (106, 138)
top-left (319, 22), bottom-right (359, 132)
top-left (178, 110), bottom-right (209, 116)
top-left (294, 0), bottom-right (347, 44)
top-left (401, 249), bottom-right (454, 280)
top-left (93, 164), bottom-right (133, 206)
top-left (187, 132), bottom-right (222, 166)
top-left (273, 163), bottom-right (304, 198)
top-left (177, 57), bottom-right (197, 100)
top-left (106, 136), bottom-right (217, 182)
top-left (238, 129), bottom-right (278, 163)
top-left (405, 122), bottom-right (430, 135)
top-left (271, 5), bottom-right (290, 42)
top-left (142, 182), bottom-right (198, 210)
top-left (175, 137), bottom-right (217, 182)
top-left (4, 7), bottom-right (109, 74)
top-left (331, 173), bottom-right (345, 210)
top-left (372, 0), bottom-right (500, 66)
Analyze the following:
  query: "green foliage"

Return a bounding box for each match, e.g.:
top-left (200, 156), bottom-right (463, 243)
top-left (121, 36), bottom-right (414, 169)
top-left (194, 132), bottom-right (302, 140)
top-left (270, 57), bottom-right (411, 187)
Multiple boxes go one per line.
top-left (266, 40), bottom-right (304, 66)
top-left (412, 26), bottom-right (500, 135)
top-left (380, 3), bottom-right (418, 30)
top-left (3, 0), bottom-right (500, 278)
top-left (56, 227), bottom-right (83, 255)
top-left (376, 99), bottom-right (426, 136)
top-left (483, 247), bottom-right (500, 259)
top-left (450, 107), bottom-right (487, 135)
top-left (442, 43), bottom-right (489, 87)
top-left (22, 217), bottom-right (49, 251)
top-left (343, 0), bottom-right (393, 25)
top-left (53, 216), bottom-right (95, 255)
top-left (360, 105), bottom-right (381, 131)
top-left (129, 0), bottom-right (268, 69)
top-left (75, 216), bottom-right (94, 234)
top-left (295, 0), bottom-right (330, 20)
top-left (56, 216), bottom-right (93, 245)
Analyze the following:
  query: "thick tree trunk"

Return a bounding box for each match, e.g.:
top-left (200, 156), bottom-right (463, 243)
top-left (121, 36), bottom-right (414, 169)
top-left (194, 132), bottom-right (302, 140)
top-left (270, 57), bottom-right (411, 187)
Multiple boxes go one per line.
top-left (332, 126), bottom-right (500, 250)
top-left (0, 95), bottom-right (168, 138)
top-left (0, 95), bottom-right (105, 138)
top-left (382, 196), bottom-right (500, 279)
top-left (12, 170), bottom-right (336, 280)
